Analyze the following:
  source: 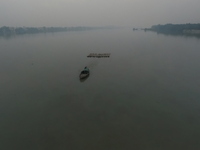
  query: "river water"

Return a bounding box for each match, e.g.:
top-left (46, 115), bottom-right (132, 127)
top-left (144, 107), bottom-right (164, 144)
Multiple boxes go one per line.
top-left (0, 28), bottom-right (200, 150)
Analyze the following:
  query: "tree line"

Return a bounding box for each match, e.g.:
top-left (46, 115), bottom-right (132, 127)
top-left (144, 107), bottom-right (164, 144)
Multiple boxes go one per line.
top-left (0, 26), bottom-right (101, 36)
top-left (145, 23), bottom-right (200, 34)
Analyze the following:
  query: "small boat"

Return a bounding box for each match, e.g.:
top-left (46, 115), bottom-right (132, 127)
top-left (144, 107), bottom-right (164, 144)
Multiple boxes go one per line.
top-left (79, 67), bottom-right (90, 79)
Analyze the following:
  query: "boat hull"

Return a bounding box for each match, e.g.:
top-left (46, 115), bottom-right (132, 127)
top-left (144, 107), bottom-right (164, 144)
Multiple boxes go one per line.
top-left (79, 67), bottom-right (90, 79)
top-left (79, 73), bottom-right (89, 79)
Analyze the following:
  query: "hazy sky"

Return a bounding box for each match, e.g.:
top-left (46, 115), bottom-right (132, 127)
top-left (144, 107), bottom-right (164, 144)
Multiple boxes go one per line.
top-left (1, 0), bottom-right (200, 28)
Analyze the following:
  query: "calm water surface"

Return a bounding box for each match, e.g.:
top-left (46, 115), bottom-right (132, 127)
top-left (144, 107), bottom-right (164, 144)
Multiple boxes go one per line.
top-left (0, 29), bottom-right (200, 150)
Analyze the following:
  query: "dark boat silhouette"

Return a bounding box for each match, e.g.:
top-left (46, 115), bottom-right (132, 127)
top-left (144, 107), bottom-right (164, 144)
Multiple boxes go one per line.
top-left (79, 67), bottom-right (90, 79)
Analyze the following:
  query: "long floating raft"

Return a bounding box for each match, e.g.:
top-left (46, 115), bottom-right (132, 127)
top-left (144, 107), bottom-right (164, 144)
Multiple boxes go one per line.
top-left (87, 53), bottom-right (111, 58)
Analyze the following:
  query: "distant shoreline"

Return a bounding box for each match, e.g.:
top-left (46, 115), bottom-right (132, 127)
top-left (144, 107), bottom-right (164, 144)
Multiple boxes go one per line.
top-left (141, 23), bottom-right (200, 37)
top-left (0, 26), bottom-right (114, 37)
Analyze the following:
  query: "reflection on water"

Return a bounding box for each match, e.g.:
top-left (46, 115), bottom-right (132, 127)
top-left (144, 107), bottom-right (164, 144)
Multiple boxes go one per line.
top-left (0, 29), bottom-right (200, 150)
top-left (145, 29), bottom-right (200, 39)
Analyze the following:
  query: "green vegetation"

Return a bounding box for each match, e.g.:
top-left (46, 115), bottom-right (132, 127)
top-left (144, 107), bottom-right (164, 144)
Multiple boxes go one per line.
top-left (144, 23), bottom-right (200, 37)
top-left (0, 26), bottom-right (110, 36)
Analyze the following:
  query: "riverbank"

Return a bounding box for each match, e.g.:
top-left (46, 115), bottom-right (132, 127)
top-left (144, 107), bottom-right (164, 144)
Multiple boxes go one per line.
top-left (142, 23), bottom-right (200, 37)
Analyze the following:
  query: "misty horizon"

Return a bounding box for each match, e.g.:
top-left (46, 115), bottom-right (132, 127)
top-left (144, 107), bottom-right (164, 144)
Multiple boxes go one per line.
top-left (1, 0), bottom-right (200, 28)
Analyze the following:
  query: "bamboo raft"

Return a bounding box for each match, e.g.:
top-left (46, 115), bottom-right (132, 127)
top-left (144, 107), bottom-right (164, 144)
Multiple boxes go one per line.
top-left (87, 53), bottom-right (111, 58)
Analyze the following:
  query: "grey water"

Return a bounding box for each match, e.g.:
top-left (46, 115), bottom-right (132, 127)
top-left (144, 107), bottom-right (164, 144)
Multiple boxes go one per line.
top-left (0, 28), bottom-right (200, 150)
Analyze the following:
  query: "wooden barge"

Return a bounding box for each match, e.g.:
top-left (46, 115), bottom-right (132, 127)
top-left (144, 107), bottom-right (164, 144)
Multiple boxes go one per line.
top-left (87, 53), bottom-right (111, 58)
